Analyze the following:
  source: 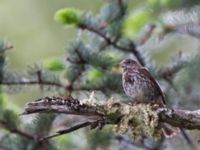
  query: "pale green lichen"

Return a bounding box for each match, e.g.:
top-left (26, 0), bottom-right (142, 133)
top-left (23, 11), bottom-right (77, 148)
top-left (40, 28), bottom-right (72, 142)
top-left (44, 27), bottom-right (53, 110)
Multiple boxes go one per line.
top-left (111, 103), bottom-right (161, 141)
top-left (104, 101), bottom-right (126, 124)
top-left (86, 98), bottom-right (161, 140)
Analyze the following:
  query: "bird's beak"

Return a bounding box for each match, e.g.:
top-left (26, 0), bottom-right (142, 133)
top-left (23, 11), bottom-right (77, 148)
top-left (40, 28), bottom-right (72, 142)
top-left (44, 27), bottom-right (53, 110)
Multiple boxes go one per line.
top-left (119, 60), bottom-right (125, 68)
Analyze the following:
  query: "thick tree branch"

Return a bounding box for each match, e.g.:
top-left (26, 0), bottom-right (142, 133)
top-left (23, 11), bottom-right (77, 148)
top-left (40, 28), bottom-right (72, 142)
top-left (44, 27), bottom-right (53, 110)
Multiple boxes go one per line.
top-left (23, 97), bottom-right (200, 131)
top-left (158, 108), bottom-right (200, 129)
top-left (22, 96), bottom-right (103, 117)
top-left (21, 96), bottom-right (200, 147)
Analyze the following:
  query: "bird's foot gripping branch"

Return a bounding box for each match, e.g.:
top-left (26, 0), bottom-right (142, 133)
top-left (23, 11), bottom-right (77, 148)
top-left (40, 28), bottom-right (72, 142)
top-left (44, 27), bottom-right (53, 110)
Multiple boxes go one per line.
top-left (22, 96), bottom-right (200, 141)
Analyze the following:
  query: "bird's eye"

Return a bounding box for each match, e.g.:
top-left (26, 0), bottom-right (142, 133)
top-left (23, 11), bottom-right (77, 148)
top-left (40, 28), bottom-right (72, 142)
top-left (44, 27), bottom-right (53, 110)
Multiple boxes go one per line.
top-left (127, 60), bottom-right (131, 64)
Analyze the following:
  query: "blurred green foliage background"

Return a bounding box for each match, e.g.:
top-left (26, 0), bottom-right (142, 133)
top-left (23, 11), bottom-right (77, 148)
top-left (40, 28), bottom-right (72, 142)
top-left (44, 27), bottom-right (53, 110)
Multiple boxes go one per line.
top-left (0, 0), bottom-right (103, 69)
top-left (0, 0), bottom-right (147, 107)
top-left (1, 0), bottom-right (200, 111)
top-left (1, 0), bottom-right (200, 149)
top-left (0, 0), bottom-right (103, 106)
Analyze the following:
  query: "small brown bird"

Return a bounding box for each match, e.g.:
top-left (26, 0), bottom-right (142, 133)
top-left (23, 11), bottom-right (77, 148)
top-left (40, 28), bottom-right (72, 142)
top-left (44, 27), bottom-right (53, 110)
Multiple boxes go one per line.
top-left (120, 58), bottom-right (178, 137)
top-left (120, 58), bottom-right (165, 107)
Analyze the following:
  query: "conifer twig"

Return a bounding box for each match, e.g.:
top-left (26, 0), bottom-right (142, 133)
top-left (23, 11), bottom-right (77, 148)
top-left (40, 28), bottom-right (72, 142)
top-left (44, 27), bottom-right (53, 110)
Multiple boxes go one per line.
top-left (1, 80), bottom-right (65, 89)
top-left (79, 24), bottom-right (145, 66)
top-left (139, 24), bottom-right (156, 45)
top-left (0, 120), bottom-right (34, 140)
top-left (65, 47), bottom-right (86, 95)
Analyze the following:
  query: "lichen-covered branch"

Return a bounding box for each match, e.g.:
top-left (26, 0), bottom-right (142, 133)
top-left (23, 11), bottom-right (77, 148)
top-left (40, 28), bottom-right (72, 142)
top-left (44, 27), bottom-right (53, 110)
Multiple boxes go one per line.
top-left (22, 96), bottom-right (200, 141)
top-left (158, 108), bottom-right (200, 129)
top-left (22, 96), bottom-right (103, 117)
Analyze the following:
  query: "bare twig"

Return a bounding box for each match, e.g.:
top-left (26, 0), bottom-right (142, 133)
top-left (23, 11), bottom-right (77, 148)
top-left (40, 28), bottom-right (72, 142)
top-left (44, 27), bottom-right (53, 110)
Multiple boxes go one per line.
top-left (0, 120), bottom-right (34, 140)
top-left (36, 70), bottom-right (43, 90)
top-left (65, 48), bottom-right (86, 95)
top-left (180, 128), bottom-right (198, 150)
top-left (139, 24), bottom-right (156, 45)
top-left (40, 121), bottom-right (91, 142)
top-left (1, 80), bottom-right (65, 89)
top-left (156, 63), bottom-right (187, 79)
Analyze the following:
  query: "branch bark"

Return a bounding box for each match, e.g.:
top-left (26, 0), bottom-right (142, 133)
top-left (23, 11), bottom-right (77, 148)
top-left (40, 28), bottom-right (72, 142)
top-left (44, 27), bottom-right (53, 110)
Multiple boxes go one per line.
top-left (23, 96), bottom-right (200, 130)
top-left (22, 96), bottom-right (102, 117)
top-left (158, 108), bottom-right (200, 129)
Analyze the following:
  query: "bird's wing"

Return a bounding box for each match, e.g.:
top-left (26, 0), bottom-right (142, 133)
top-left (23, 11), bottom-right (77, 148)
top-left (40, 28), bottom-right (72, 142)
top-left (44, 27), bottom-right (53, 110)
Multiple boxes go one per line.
top-left (124, 71), bottom-right (135, 83)
top-left (139, 67), bottom-right (166, 105)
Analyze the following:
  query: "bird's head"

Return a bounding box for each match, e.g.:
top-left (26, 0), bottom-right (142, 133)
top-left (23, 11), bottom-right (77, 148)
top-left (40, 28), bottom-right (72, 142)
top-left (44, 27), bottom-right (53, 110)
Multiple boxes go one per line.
top-left (120, 58), bottom-right (140, 70)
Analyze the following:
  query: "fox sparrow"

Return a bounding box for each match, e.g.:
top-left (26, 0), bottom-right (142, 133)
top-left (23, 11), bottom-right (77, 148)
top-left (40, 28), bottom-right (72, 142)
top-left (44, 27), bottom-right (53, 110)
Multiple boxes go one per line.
top-left (120, 58), bottom-right (178, 137)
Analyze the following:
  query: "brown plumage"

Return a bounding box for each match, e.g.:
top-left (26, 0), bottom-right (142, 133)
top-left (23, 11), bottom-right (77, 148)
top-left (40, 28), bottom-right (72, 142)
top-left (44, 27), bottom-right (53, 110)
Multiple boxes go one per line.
top-left (120, 58), bottom-right (165, 107)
